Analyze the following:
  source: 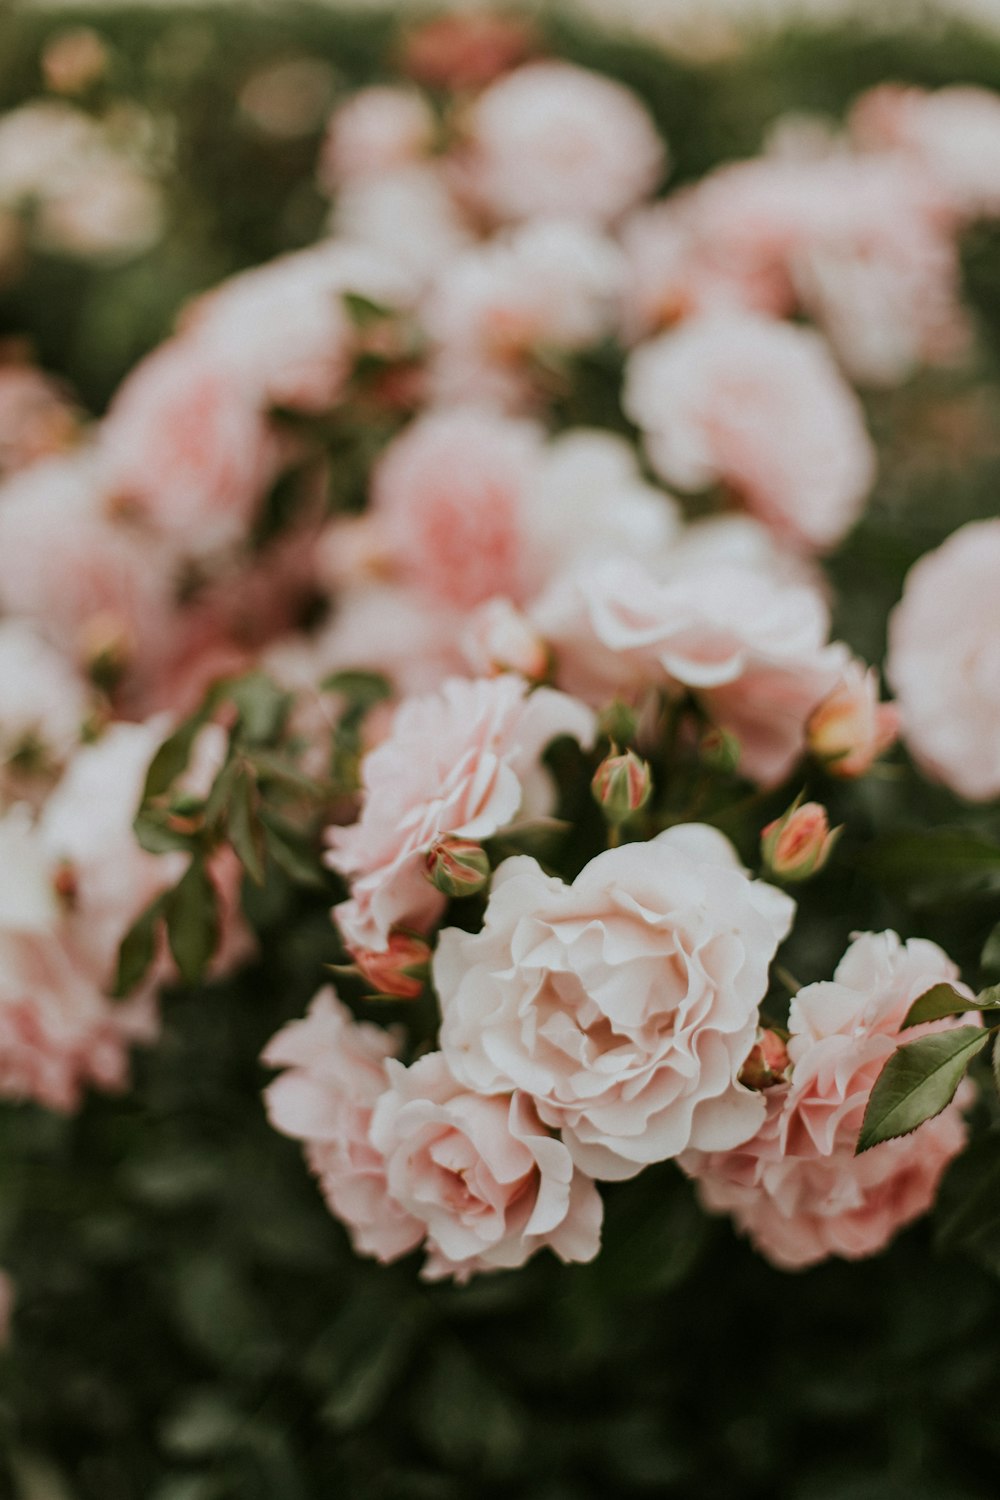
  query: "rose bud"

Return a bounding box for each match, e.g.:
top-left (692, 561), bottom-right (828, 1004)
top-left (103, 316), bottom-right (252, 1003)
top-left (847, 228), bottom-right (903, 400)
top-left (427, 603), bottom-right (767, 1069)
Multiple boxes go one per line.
top-left (739, 1029), bottom-right (791, 1090)
top-left (462, 599), bottom-right (550, 683)
top-left (351, 931), bottom-right (431, 1000)
top-left (808, 661), bottom-right (900, 779)
top-left (700, 726), bottom-right (741, 775)
top-left (591, 749), bottom-right (653, 824)
top-left (425, 837), bottom-right (491, 898)
top-left (761, 800), bottom-right (840, 883)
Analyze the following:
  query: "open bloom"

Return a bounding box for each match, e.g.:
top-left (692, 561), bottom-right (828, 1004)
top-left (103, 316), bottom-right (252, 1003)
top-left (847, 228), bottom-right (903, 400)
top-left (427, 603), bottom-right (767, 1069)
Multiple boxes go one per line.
top-left (683, 932), bottom-right (976, 1269)
top-left (326, 673), bottom-right (595, 951)
top-left (623, 312), bottom-right (877, 552)
top-left (370, 1051), bottom-right (603, 1280)
top-left (888, 519), bottom-right (1000, 800)
top-left (437, 824), bottom-right (794, 1180)
top-left (462, 60), bottom-right (665, 226)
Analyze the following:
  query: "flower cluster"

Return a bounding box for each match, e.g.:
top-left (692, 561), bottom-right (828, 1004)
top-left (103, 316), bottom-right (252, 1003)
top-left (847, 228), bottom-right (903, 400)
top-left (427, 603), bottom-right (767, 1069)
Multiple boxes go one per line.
top-left (1, 18), bottom-right (997, 1286)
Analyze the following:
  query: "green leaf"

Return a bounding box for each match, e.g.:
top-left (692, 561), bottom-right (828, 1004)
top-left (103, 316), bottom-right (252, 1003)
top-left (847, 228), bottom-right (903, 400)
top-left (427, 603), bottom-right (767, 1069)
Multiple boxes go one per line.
top-left (246, 749), bottom-right (330, 799)
top-left (994, 1035), bottom-right (1000, 1100)
top-left (165, 858), bottom-right (219, 987)
top-left (857, 1027), bottom-right (989, 1154)
top-left (227, 672), bottom-right (292, 745)
top-left (863, 830), bottom-right (1000, 895)
top-left (901, 983), bottom-right (976, 1029)
top-left (113, 894), bottom-right (166, 998)
top-left (341, 290), bottom-right (393, 327)
top-left (141, 685), bottom-right (226, 801)
top-left (321, 669), bottom-right (393, 709)
top-left (133, 810), bottom-right (199, 856)
top-left (226, 767), bottom-right (266, 887)
top-left (202, 755), bottom-right (241, 832)
top-left (981, 919), bottom-right (1000, 973)
top-left (261, 813), bottom-right (327, 890)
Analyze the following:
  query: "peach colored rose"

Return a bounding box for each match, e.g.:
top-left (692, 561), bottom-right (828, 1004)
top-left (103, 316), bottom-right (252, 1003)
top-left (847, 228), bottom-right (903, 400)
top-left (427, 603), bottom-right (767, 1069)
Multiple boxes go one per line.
top-left (623, 313), bottom-right (876, 552)
top-left (436, 825), bottom-right (795, 1180)
top-left (319, 87), bottom-right (436, 189)
top-left (461, 61), bottom-right (666, 226)
top-left (807, 659), bottom-right (899, 778)
top-left (262, 987), bottom-right (423, 1260)
top-left (326, 673), bottom-right (595, 951)
top-left (370, 1051), bottom-right (603, 1281)
top-left (888, 519), bottom-right (1000, 799)
top-left (683, 932), bottom-right (976, 1269)
top-left (534, 533), bottom-right (847, 786)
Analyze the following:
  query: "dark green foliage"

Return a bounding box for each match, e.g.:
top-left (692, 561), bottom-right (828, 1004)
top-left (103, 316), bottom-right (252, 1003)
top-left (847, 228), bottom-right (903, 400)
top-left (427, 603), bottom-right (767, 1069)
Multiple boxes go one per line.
top-left (4, 4), bottom-right (1000, 1496)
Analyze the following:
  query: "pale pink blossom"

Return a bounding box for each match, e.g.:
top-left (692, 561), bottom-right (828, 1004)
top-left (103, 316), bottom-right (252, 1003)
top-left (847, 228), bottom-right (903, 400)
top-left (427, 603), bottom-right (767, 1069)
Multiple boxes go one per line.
top-left (807, 659), bottom-right (899, 778)
top-left (263, 987), bottom-right (423, 1260)
top-left (319, 87), bottom-right (436, 189)
top-left (370, 1051), bottom-right (603, 1280)
top-left (437, 825), bottom-right (795, 1180)
top-left (535, 534), bottom-right (847, 785)
top-left (0, 451), bottom-right (175, 682)
top-left (461, 599), bottom-right (549, 682)
top-left (888, 518), bottom-right (1000, 800)
top-left (623, 313), bottom-right (877, 552)
top-left (402, 13), bottom-right (537, 91)
top-left (0, 363), bottom-right (79, 477)
top-left (332, 165), bottom-right (473, 287)
top-left (851, 83), bottom-right (1000, 221)
top-left (0, 620), bottom-right (89, 791)
top-left (461, 61), bottom-right (666, 226)
top-left (326, 673), bottom-right (595, 951)
top-left (424, 218), bottom-right (624, 368)
top-left (683, 932), bottom-right (976, 1269)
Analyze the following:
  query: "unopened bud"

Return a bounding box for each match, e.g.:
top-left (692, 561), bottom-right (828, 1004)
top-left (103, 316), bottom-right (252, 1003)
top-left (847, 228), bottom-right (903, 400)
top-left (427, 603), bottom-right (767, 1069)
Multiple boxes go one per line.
top-left (807, 662), bottom-right (899, 780)
top-left (591, 750), bottom-right (652, 824)
top-left (700, 726), bottom-right (741, 775)
top-left (351, 931), bottom-right (431, 1000)
top-left (739, 1029), bottom-right (791, 1090)
top-left (425, 837), bottom-right (491, 898)
top-left (463, 599), bottom-right (550, 682)
top-left (761, 799), bottom-right (839, 882)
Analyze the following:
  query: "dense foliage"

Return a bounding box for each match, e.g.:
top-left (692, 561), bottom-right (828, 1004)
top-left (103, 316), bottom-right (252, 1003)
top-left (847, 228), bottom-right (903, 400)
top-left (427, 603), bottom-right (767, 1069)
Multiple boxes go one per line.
top-left (4, 6), bottom-right (1000, 1497)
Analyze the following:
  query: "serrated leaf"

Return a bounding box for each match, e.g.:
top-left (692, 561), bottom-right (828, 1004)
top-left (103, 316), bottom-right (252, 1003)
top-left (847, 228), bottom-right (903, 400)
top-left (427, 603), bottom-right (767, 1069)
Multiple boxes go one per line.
top-left (857, 1027), bottom-right (989, 1154)
top-left (227, 672), bottom-right (292, 745)
top-left (202, 756), bottom-right (241, 832)
top-left (141, 686), bottom-right (225, 801)
top-left (165, 858), bottom-right (219, 987)
top-left (226, 767), bottom-right (265, 886)
top-left (901, 983), bottom-right (976, 1029)
top-left (113, 894), bottom-right (166, 998)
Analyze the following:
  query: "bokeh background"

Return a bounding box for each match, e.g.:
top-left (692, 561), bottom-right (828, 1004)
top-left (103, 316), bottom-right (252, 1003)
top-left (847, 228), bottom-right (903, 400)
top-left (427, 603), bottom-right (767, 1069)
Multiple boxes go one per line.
top-left (4, 4), bottom-right (1000, 1497)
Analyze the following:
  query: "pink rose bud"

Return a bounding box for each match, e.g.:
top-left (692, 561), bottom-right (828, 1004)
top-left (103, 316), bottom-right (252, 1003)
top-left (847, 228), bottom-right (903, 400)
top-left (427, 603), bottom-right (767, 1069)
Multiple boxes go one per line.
top-left (761, 800), bottom-right (840, 882)
top-left (739, 1029), bottom-right (791, 1090)
top-left (463, 599), bottom-right (550, 682)
top-left (351, 931), bottom-right (432, 1000)
top-left (700, 726), bottom-right (741, 775)
top-left (807, 661), bottom-right (900, 779)
top-left (425, 837), bottom-right (491, 898)
top-left (591, 749), bottom-right (653, 824)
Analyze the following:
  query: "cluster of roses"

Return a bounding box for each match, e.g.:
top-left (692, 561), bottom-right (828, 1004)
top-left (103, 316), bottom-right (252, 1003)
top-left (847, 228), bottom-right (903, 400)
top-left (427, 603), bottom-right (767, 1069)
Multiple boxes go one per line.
top-left (1, 12), bottom-right (1000, 1284)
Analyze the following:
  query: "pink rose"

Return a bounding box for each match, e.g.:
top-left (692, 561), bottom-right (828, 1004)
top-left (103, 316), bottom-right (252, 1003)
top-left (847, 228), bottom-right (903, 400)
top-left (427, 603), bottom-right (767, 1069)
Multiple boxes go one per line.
top-left (326, 673), bottom-right (595, 951)
top-left (623, 313), bottom-right (877, 552)
top-left (98, 338), bottom-right (282, 556)
top-left (0, 451), bottom-right (175, 685)
top-left (436, 825), bottom-right (795, 1180)
top-left (333, 165), bottom-right (473, 288)
top-left (807, 659), bottom-right (899, 778)
top-left (262, 987), bottom-right (423, 1260)
top-left (402, 13), bottom-right (537, 91)
top-left (0, 362), bottom-right (79, 477)
top-left (319, 86), bottom-right (436, 189)
top-left (888, 519), bottom-right (1000, 800)
top-left (534, 534), bottom-right (846, 785)
top-left (424, 218), bottom-right (624, 369)
top-left (683, 932), bottom-right (976, 1269)
top-left (0, 620), bottom-right (89, 785)
top-left (461, 62), bottom-right (666, 226)
top-left (851, 83), bottom-right (1000, 221)
top-left (370, 1051), bottom-right (603, 1281)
